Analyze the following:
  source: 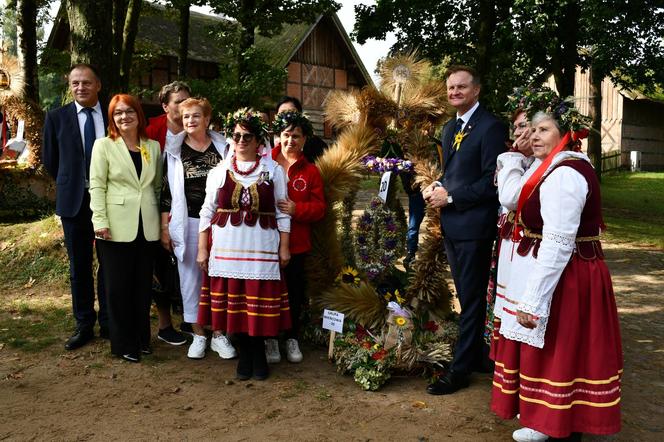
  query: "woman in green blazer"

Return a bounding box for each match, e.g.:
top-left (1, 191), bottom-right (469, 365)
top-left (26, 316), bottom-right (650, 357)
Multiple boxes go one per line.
top-left (89, 94), bottom-right (161, 362)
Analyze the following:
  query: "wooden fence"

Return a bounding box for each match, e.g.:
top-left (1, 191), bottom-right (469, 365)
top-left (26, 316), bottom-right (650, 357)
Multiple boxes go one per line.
top-left (601, 151), bottom-right (622, 173)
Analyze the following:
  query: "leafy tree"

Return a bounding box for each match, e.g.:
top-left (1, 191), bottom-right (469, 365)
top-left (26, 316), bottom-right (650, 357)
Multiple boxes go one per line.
top-left (354, 0), bottom-right (664, 178)
top-left (187, 32), bottom-right (287, 116)
top-left (207, 0), bottom-right (340, 81)
top-left (353, 0), bottom-right (521, 112)
top-left (510, 0), bottom-right (664, 178)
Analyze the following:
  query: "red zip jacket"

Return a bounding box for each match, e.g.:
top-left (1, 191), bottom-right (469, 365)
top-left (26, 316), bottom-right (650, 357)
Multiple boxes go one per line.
top-left (146, 114), bottom-right (168, 150)
top-left (271, 146), bottom-right (327, 254)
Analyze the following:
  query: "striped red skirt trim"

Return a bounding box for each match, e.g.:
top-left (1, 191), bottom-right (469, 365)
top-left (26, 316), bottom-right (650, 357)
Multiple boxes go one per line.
top-left (491, 255), bottom-right (623, 438)
top-left (198, 273), bottom-right (291, 336)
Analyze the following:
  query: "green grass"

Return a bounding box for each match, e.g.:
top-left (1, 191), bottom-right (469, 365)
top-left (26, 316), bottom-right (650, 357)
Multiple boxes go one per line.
top-left (0, 215), bottom-right (69, 289)
top-left (601, 172), bottom-right (664, 249)
top-left (0, 298), bottom-right (71, 352)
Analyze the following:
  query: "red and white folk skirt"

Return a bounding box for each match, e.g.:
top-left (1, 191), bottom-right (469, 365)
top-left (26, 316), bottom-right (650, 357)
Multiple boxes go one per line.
top-left (490, 255), bottom-right (623, 438)
top-left (198, 273), bottom-right (291, 337)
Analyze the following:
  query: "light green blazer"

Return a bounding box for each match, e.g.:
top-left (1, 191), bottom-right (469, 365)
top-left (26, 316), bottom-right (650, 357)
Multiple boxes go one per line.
top-left (89, 136), bottom-right (162, 242)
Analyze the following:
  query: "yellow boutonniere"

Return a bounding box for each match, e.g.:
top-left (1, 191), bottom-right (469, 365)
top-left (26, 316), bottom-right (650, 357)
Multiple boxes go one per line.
top-left (139, 144), bottom-right (150, 164)
top-left (395, 316), bottom-right (407, 327)
top-left (453, 130), bottom-right (468, 151)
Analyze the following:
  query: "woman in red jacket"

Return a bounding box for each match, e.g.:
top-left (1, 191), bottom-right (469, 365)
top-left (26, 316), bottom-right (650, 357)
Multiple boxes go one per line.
top-left (267, 111), bottom-right (326, 363)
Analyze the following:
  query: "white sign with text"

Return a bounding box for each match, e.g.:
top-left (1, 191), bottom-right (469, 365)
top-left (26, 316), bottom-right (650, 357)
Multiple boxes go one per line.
top-left (322, 309), bottom-right (345, 333)
top-left (377, 171), bottom-right (392, 202)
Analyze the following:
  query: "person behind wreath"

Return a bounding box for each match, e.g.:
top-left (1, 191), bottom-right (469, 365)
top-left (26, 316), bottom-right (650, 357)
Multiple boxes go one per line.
top-left (422, 65), bottom-right (507, 395)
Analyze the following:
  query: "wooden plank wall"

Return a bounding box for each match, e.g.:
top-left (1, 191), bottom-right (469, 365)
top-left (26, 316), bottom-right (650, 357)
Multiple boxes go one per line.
top-left (284, 17), bottom-right (369, 141)
top-left (573, 68), bottom-right (624, 159)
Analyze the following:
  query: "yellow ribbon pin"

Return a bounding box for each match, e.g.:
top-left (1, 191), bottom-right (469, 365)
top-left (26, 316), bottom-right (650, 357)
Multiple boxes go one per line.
top-left (139, 144), bottom-right (150, 164)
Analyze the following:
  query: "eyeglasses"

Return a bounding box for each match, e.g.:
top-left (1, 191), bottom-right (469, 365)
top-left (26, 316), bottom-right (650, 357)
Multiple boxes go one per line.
top-left (232, 132), bottom-right (255, 143)
top-left (113, 109), bottom-right (136, 118)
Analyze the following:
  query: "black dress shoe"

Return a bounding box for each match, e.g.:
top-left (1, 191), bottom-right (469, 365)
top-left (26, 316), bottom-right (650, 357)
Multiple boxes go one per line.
top-left (64, 328), bottom-right (94, 350)
top-left (99, 327), bottom-right (110, 340)
top-left (121, 353), bottom-right (140, 363)
top-left (426, 371), bottom-right (470, 395)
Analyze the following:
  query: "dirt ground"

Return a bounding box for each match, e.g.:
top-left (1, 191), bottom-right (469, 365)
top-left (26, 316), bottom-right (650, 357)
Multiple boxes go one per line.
top-left (1, 240), bottom-right (663, 441)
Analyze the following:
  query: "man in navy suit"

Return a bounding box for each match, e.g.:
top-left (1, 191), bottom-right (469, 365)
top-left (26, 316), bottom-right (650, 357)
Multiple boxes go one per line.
top-left (423, 65), bottom-right (507, 395)
top-left (42, 64), bottom-right (108, 350)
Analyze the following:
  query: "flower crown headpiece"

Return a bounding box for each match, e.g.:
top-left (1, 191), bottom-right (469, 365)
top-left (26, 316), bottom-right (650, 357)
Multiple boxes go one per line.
top-left (223, 107), bottom-right (269, 142)
top-left (506, 86), bottom-right (591, 133)
top-left (271, 111), bottom-right (314, 137)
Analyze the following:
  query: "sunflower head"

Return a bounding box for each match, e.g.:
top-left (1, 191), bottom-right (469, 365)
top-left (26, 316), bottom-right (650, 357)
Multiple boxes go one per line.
top-left (337, 266), bottom-right (361, 286)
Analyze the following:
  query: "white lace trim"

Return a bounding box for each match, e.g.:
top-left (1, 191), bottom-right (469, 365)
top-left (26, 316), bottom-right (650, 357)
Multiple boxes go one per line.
top-left (500, 316), bottom-right (549, 349)
top-left (516, 302), bottom-right (538, 316)
top-left (542, 231), bottom-right (576, 248)
top-left (206, 270), bottom-right (280, 281)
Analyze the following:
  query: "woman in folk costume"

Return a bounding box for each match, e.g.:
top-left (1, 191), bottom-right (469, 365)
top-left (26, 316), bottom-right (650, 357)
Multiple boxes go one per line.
top-left (196, 108), bottom-right (291, 380)
top-left (487, 89), bottom-right (537, 355)
top-left (490, 90), bottom-right (622, 442)
top-left (160, 97), bottom-right (237, 360)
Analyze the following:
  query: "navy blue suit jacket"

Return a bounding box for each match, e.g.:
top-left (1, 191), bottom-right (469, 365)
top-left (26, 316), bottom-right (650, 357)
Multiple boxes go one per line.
top-left (42, 102), bottom-right (108, 218)
top-left (438, 104), bottom-right (507, 240)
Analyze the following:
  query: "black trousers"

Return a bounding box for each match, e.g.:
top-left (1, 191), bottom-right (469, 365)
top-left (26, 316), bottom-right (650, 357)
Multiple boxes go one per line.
top-left (60, 192), bottom-right (108, 332)
top-left (97, 232), bottom-right (155, 356)
top-left (284, 253), bottom-right (307, 339)
top-left (444, 237), bottom-right (494, 374)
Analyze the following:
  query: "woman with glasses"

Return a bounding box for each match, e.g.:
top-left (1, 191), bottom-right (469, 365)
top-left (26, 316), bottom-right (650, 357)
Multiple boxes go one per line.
top-left (196, 108), bottom-right (291, 380)
top-left (89, 94), bottom-right (161, 363)
top-left (488, 96), bottom-right (536, 358)
top-left (160, 97), bottom-right (237, 360)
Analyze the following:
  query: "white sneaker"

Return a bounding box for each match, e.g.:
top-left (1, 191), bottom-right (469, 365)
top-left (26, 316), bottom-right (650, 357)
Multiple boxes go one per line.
top-left (285, 338), bottom-right (303, 363)
top-left (512, 427), bottom-right (549, 442)
top-left (265, 338), bottom-right (281, 364)
top-left (187, 335), bottom-right (207, 359)
top-left (210, 334), bottom-right (237, 359)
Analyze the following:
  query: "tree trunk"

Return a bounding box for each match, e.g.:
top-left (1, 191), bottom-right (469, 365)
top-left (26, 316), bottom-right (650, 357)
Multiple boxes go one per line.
top-left (475, 0), bottom-right (497, 98)
top-left (16, 0), bottom-right (40, 103)
top-left (118, 0), bottom-right (142, 91)
top-left (554, 0), bottom-right (580, 96)
top-left (237, 0), bottom-right (257, 82)
top-left (112, 0), bottom-right (128, 90)
top-left (588, 65), bottom-right (603, 181)
top-left (66, 0), bottom-right (114, 103)
top-left (177, 2), bottom-right (191, 78)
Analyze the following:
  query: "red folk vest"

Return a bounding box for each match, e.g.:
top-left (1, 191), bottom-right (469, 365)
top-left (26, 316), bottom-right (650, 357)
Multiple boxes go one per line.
top-left (210, 170), bottom-right (277, 229)
top-left (516, 159), bottom-right (604, 260)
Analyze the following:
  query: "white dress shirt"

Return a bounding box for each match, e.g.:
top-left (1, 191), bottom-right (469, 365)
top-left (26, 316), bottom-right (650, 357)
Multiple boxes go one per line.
top-left (75, 101), bottom-right (105, 151)
top-left (456, 101), bottom-right (480, 130)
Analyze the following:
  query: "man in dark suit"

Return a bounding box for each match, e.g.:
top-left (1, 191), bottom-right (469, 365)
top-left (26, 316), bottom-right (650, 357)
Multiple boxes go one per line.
top-left (423, 65), bottom-right (507, 395)
top-left (42, 64), bottom-right (108, 350)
